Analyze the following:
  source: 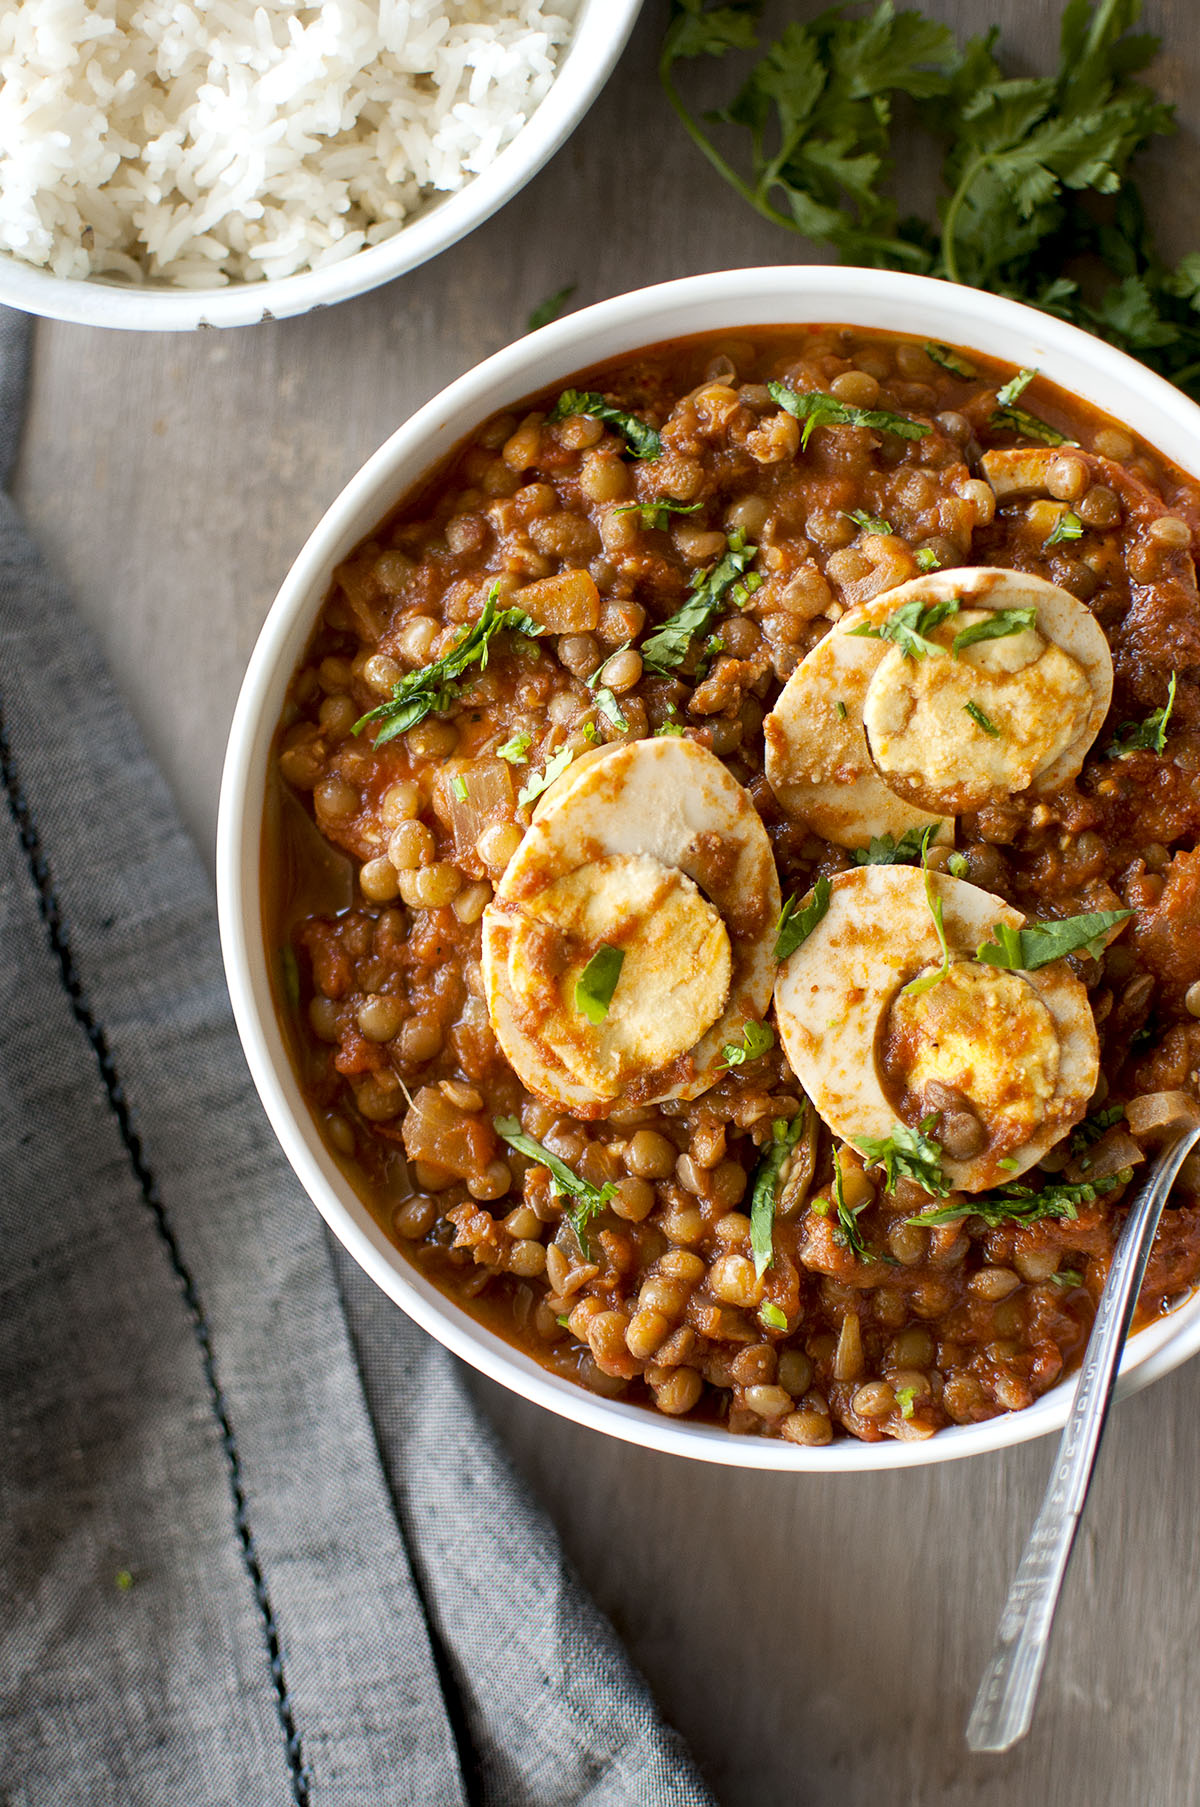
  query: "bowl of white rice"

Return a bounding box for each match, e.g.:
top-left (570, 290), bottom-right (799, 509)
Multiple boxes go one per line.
top-left (0, 0), bottom-right (642, 331)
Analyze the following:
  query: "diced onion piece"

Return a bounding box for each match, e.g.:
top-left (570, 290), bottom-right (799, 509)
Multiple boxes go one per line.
top-left (433, 758), bottom-right (515, 860)
top-left (400, 1085), bottom-right (495, 1179)
top-left (516, 568), bottom-right (601, 632)
top-left (1125, 1090), bottom-right (1200, 1142)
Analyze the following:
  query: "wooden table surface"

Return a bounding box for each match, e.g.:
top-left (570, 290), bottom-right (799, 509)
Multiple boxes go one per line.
top-left (15, 4), bottom-right (1200, 1801)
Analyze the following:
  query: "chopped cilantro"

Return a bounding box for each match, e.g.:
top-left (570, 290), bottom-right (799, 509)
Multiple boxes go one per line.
top-left (854, 1119), bottom-right (950, 1197)
top-left (853, 824), bottom-right (941, 867)
top-left (593, 687), bottom-right (629, 733)
top-left (975, 908), bottom-right (1133, 971)
top-left (843, 507), bottom-right (893, 535)
top-left (767, 382), bottom-right (930, 449)
top-left (908, 1171), bottom-right (1129, 1228)
top-left (582, 720), bottom-right (602, 744)
top-left (1106, 671), bottom-right (1177, 757)
top-left (720, 1020), bottom-right (775, 1068)
top-left (760, 1301), bottom-right (789, 1331)
top-left (895, 1384), bottom-right (919, 1419)
top-left (497, 730), bottom-right (532, 764)
top-left (964, 699), bottom-right (1001, 737)
top-left (548, 389), bottom-right (661, 459)
top-left (613, 497), bottom-right (704, 529)
top-left (655, 719), bottom-right (686, 737)
top-left (775, 875), bottom-right (831, 962)
top-left (641, 530), bottom-right (761, 673)
top-left (749, 1111), bottom-right (808, 1280)
top-left (517, 744), bottom-right (574, 807)
top-left (946, 852), bottom-right (969, 878)
top-left (991, 370), bottom-right (1072, 445)
top-left (526, 284), bottom-right (576, 333)
top-left (353, 586), bottom-right (542, 745)
top-left (902, 861), bottom-right (950, 997)
top-left (951, 608), bottom-right (1037, 654)
top-left (493, 1116), bottom-right (617, 1257)
top-left (1070, 1103), bottom-right (1125, 1155)
top-left (279, 945), bottom-right (300, 1011)
top-left (575, 944), bottom-right (625, 1025)
top-left (835, 699), bottom-right (848, 719)
top-left (1044, 510), bottom-right (1084, 548)
top-left (831, 1153), bottom-right (873, 1261)
top-left (915, 547), bottom-right (942, 572)
top-left (925, 343), bottom-right (976, 378)
top-left (848, 595), bottom-right (959, 660)
top-left (451, 775), bottom-right (469, 802)
top-left (1052, 1268), bottom-right (1084, 1288)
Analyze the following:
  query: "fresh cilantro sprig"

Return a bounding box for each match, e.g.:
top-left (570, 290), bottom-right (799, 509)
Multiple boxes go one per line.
top-left (848, 595), bottom-right (959, 660)
top-left (720, 1020), bottom-right (775, 1069)
top-left (975, 907), bottom-right (1133, 970)
top-left (1106, 671), bottom-right (1177, 756)
top-left (767, 382), bottom-right (930, 448)
top-left (661, 3), bottom-right (1200, 399)
top-left (854, 1118), bottom-right (950, 1196)
top-left (353, 587), bottom-right (542, 744)
top-left (907, 1170), bottom-right (1130, 1228)
top-left (641, 529), bottom-right (761, 673)
top-left (492, 1117), bottom-right (617, 1257)
top-left (548, 390), bottom-right (662, 459)
top-left (775, 875), bottom-right (831, 962)
top-left (575, 945), bottom-right (625, 1025)
top-left (749, 1110), bottom-right (807, 1280)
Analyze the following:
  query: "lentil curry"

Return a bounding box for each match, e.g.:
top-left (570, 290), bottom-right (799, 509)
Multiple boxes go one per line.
top-left (267, 327), bottom-right (1200, 1447)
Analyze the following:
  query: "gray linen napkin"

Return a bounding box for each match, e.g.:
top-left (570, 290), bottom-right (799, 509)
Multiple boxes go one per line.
top-left (0, 306), bottom-right (714, 1807)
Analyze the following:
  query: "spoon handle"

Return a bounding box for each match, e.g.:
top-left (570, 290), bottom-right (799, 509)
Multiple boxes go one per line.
top-left (966, 1123), bottom-right (1200, 1755)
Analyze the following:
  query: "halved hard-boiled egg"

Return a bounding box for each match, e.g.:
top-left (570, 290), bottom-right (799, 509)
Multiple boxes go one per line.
top-left (762, 567), bottom-right (1113, 844)
top-left (773, 865), bottom-right (1100, 1191)
top-left (482, 737), bottom-right (780, 1118)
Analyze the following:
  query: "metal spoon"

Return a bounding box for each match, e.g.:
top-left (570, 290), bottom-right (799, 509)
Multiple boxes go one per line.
top-left (966, 1119), bottom-right (1200, 1754)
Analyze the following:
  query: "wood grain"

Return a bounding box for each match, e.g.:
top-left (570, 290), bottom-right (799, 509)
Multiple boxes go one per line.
top-left (13, 4), bottom-right (1200, 1802)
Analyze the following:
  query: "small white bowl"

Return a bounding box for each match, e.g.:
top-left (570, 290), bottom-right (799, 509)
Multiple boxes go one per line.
top-left (218, 265), bottom-right (1200, 1470)
top-left (0, 0), bottom-right (642, 332)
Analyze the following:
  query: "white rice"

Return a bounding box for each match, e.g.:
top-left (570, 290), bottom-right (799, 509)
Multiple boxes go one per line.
top-left (0, 0), bottom-right (579, 286)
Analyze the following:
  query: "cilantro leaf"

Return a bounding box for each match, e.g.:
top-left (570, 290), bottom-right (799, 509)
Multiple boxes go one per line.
top-left (548, 390), bottom-right (661, 459)
top-left (749, 1110), bottom-right (807, 1280)
top-left (527, 285), bottom-right (576, 333)
top-left (575, 945), bottom-right (625, 1025)
top-left (853, 824), bottom-right (943, 867)
top-left (641, 529), bottom-right (761, 673)
top-left (964, 699), bottom-right (1002, 737)
top-left (760, 1301), bottom-right (789, 1331)
top-left (915, 547), bottom-right (942, 571)
top-left (775, 875), bottom-right (831, 962)
top-left (517, 745), bottom-right (574, 807)
top-left (848, 595), bottom-right (959, 659)
top-left (492, 1116), bottom-right (617, 1257)
top-left (1105, 670), bottom-right (1177, 756)
top-left (975, 907), bottom-right (1133, 970)
top-left (353, 587), bottom-right (542, 745)
top-left (951, 607), bottom-right (1037, 653)
top-left (768, 382), bottom-right (930, 449)
top-left (854, 1119), bottom-right (950, 1196)
top-left (720, 1020), bottom-right (775, 1068)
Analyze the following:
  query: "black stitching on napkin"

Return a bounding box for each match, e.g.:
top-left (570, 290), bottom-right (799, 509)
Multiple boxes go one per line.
top-left (0, 702), bottom-right (312, 1807)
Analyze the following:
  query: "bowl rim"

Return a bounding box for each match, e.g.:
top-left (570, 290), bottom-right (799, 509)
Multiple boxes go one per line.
top-left (0, 0), bottom-right (643, 332)
top-left (217, 263), bottom-right (1200, 1471)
